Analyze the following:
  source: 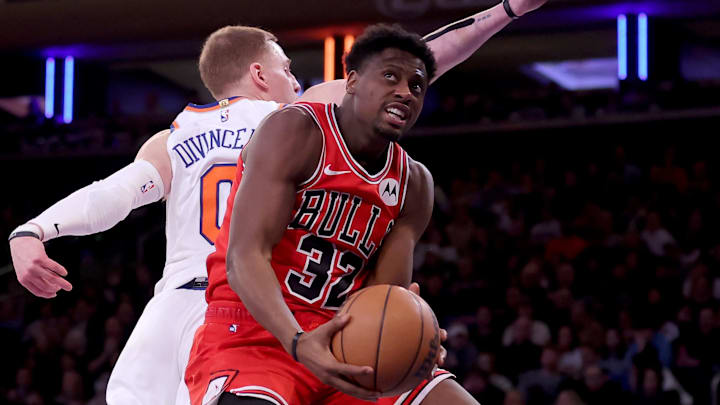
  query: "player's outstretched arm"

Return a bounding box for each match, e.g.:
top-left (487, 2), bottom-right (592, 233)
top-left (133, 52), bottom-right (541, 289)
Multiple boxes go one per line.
top-left (299, 0), bottom-right (549, 104)
top-left (425, 0), bottom-right (548, 81)
top-left (365, 159), bottom-right (434, 288)
top-left (8, 130), bottom-right (172, 299)
top-left (225, 107), bottom-right (380, 401)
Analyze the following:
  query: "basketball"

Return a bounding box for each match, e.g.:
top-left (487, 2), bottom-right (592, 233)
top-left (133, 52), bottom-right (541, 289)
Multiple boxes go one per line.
top-left (331, 284), bottom-right (441, 396)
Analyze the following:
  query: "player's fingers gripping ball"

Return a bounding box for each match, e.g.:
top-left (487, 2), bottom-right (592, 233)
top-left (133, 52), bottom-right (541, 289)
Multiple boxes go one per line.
top-left (331, 284), bottom-right (441, 397)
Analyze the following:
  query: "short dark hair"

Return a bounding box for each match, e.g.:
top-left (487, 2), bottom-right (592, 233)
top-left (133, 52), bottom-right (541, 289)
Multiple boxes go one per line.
top-left (344, 24), bottom-right (437, 81)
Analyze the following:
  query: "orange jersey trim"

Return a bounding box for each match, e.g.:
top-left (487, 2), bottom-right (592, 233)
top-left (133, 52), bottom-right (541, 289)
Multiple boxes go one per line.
top-left (184, 97), bottom-right (244, 112)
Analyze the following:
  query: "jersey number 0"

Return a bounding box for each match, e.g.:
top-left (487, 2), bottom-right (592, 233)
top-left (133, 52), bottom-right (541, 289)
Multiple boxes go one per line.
top-left (200, 164), bottom-right (236, 244)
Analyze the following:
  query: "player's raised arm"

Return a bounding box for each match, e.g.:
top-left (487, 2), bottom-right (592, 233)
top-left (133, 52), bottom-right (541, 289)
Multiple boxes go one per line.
top-left (424, 0), bottom-right (548, 80)
top-left (225, 106), bottom-right (380, 401)
top-left (365, 159), bottom-right (434, 288)
top-left (299, 0), bottom-right (549, 104)
top-left (8, 130), bottom-right (172, 298)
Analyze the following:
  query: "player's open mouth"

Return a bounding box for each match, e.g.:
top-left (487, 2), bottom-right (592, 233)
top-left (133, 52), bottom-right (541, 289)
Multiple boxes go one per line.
top-left (385, 104), bottom-right (410, 127)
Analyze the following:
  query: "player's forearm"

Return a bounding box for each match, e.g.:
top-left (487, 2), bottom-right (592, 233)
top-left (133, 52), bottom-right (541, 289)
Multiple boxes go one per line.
top-left (17, 160), bottom-right (163, 242)
top-left (425, 3), bottom-right (511, 81)
top-left (364, 271), bottom-right (411, 289)
top-left (227, 251), bottom-right (303, 353)
top-left (364, 246), bottom-right (413, 288)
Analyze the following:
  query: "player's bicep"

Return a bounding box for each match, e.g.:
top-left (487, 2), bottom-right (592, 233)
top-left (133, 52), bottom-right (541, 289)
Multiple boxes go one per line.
top-left (135, 129), bottom-right (172, 197)
top-left (367, 161), bottom-right (434, 287)
top-left (367, 224), bottom-right (416, 287)
top-left (230, 164), bottom-right (296, 256)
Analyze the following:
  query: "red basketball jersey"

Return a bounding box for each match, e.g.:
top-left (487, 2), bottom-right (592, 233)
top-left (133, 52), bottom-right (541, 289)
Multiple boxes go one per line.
top-left (206, 102), bottom-right (410, 319)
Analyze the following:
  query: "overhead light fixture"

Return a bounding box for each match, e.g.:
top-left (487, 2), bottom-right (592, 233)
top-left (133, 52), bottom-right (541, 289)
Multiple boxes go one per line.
top-left (529, 58), bottom-right (619, 91)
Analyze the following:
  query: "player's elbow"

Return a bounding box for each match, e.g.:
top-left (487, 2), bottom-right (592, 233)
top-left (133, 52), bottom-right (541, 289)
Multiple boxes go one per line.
top-left (226, 244), bottom-right (260, 299)
top-left (226, 250), bottom-right (245, 298)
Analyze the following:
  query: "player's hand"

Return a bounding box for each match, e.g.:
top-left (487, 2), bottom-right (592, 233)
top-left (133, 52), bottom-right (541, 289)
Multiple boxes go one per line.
top-left (296, 313), bottom-right (381, 401)
top-left (407, 282), bottom-right (447, 367)
top-left (509, 0), bottom-right (549, 17)
top-left (10, 236), bottom-right (72, 298)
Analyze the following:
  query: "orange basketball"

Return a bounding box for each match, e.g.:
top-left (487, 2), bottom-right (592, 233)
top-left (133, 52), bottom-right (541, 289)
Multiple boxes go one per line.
top-left (331, 284), bottom-right (441, 397)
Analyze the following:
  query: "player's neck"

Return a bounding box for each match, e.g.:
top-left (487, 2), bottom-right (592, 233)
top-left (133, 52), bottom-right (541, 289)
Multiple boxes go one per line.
top-left (216, 84), bottom-right (263, 102)
top-left (335, 105), bottom-right (391, 172)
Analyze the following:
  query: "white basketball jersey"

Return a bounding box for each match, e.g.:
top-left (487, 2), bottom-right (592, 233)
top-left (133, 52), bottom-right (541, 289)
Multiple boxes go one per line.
top-left (156, 97), bottom-right (281, 293)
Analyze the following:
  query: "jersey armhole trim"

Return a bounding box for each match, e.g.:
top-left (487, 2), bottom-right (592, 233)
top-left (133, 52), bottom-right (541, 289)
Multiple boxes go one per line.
top-left (287, 103), bottom-right (325, 191)
top-left (399, 150), bottom-right (411, 214)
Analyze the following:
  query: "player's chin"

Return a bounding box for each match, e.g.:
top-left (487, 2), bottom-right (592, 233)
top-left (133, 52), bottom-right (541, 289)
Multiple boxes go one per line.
top-left (376, 124), bottom-right (404, 142)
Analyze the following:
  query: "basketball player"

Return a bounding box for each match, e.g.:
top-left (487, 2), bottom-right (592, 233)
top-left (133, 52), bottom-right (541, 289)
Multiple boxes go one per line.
top-left (8, 1), bottom-right (547, 404)
top-left (185, 24), bottom-right (481, 405)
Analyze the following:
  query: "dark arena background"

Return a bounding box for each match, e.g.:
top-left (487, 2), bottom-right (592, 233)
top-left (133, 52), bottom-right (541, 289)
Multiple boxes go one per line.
top-left (2, 1), bottom-right (720, 404)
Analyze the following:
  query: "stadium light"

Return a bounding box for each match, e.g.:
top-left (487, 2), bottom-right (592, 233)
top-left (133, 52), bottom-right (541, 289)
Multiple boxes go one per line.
top-left (324, 37), bottom-right (335, 82)
top-left (63, 56), bottom-right (74, 124)
top-left (45, 58), bottom-right (55, 119)
top-left (617, 15), bottom-right (627, 80)
top-left (638, 13), bottom-right (648, 81)
top-left (343, 35), bottom-right (355, 79)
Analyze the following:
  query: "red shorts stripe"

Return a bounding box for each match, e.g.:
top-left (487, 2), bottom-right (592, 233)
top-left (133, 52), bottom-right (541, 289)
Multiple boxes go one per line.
top-left (229, 386), bottom-right (289, 405)
top-left (399, 369), bottom-right (454, 405)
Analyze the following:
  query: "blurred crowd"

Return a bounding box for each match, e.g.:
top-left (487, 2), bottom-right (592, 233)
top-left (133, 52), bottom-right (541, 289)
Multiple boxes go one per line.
top-left (415, 144), bottom-right (720, 405)
top-left (3, 79), bottom-right (720, 158)
top-left (422, 79), bottom-right (720, 127)
top-left (3, 131), bottom-right (720, 404)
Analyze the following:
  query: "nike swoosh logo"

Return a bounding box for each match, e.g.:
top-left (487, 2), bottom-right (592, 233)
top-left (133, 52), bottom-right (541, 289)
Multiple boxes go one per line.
top-left (54, 223), bottom-right (60, 236)
top-left (324, 164), bottom-right (351, 176)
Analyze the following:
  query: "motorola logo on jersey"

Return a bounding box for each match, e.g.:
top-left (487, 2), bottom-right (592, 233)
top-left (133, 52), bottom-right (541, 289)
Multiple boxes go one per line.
top-left (379, 178), bottom-right (400, 206)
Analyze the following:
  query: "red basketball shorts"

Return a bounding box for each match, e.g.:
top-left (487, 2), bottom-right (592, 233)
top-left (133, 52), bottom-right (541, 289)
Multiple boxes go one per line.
top-left (185, 303), bottom-right (454, 405)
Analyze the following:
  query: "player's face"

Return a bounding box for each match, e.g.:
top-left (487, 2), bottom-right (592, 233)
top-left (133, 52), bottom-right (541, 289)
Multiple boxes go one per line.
top-left (262, 42), bottom-right (301, 104)
top-left (351, 48), bottom-right (428, 142)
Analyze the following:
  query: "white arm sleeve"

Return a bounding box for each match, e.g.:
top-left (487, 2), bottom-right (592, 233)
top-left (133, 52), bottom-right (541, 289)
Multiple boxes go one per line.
top-left (27, 160), bottom-right (165, 242)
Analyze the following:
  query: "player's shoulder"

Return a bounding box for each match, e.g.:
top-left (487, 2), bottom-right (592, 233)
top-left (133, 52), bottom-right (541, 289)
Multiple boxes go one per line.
top-left (298, 80), bottom-right (345, 105)
top-left (407, 157), bottom-right (434, 195)
top-left (248, 103), bottom-right (323, 160)
top-left (227, 98), bottom-right (281, 114)
top-left (261, 102), bottom-right (322, 132)
top-left (170, 97), bottom-right (281, 133)
top-left (183, 97), bottom-right (276, 114)
top-left (408, 156), bottom-right (432, 181)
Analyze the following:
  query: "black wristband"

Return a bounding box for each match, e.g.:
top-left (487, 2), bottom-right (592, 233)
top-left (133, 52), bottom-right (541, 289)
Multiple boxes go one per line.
top-left (503, 0), bottom-right (520, 20)
top-left (291, 331), bottom-right (304, 362)
top-left (8, 231), bottom-right (41, 242)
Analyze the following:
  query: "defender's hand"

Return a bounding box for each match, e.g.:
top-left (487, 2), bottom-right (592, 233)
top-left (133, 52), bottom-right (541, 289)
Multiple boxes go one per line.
top-left (10, 237), bottom-right (72, 298)
top-left (296, 314), bottom-right (381, 401)
top-left (509, 0), bottom-right (549, 17)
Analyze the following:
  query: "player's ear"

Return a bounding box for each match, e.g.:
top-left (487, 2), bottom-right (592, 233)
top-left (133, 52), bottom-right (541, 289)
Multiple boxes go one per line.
top-left (249, 62), bottom-right (270, 91)
top-left (345, 70), bottom-right (358, 95)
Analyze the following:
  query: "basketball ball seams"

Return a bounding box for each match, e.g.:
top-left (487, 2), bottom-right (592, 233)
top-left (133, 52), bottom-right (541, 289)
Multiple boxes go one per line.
top-left (374, 285), bottom-right (393, 392)
top-left (330, 284), bottom-right (440, 394)
top-left (414, 301), bottom-right (440, 380)
top-left (386, 291), bottom-right (425, 394)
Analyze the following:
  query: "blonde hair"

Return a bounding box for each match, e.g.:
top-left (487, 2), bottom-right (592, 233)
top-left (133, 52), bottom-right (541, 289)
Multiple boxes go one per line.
top-left (199, 26), bottom-right (277, 99)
